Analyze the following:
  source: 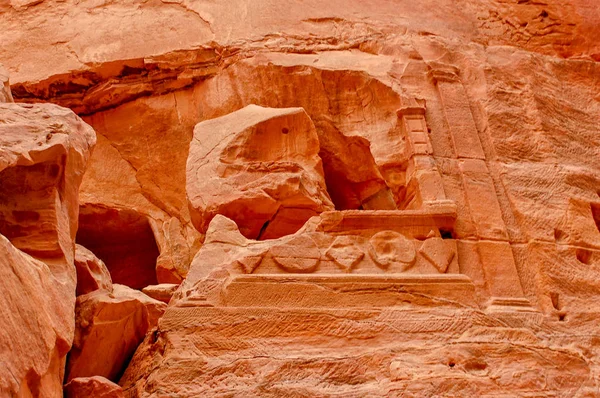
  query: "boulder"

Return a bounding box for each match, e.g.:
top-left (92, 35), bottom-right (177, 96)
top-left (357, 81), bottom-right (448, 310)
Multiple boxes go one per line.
top-left (0, 103), bottom-right (96, 264)
top-left (64, 376), bottom-right (124, 398)
top-left (74, 244), bottom-right (113, 296)
top-left (66, 285), bottom-right (165, 382)
top-left (113, 284), bottom-right (167, 328)
top-left (187, 105), bottom-right (334, 239)
top-left (142, 283), bottom-right (179, 304)
top-left (0, 103), bottom-right (95, 396)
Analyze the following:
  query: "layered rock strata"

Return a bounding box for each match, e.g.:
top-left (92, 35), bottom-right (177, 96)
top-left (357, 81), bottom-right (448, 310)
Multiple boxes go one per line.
top-left (0, 102), bottom-right (96, 396)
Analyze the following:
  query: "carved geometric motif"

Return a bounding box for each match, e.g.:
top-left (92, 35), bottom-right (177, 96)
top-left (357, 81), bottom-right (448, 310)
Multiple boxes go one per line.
top-left (368, 230), bottom-right (416, 271)
top-left (325, 236), bottom-right (365, 272)
top-left (418, 237), bottom-right (455, 273)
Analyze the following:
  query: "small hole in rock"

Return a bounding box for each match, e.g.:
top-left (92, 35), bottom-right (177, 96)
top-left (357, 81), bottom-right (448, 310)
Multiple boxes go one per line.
top-left (550, 292), bottom-right (560, 310)
top-left (257, 220), bottom-right (270, 240)
top-left (448, 361), bottom-right (456, 368)
top-left (281, 128), bottom-right (289, 135)
top-left (576, 248), bottom-right (592, 265)
top-left (540, 10), bottom-right (548, 18)
top-left (554, 228), bottom-right (563, 242)
top-left (439, 229), bottom-right (454, 239)
top-left (558, 313), bottom-right (566, 322)
top-left (151, 330), bottom-right (160, 344)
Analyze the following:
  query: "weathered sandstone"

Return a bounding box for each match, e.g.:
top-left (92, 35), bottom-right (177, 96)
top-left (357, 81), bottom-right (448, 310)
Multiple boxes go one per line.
top-left (74, 244), bottom-right (113, 296)
top-left (0, 64), bottom-right (13, 103)
top-left (0, 102), bottom-right (95, 396)
top-left (0, 235), bottom-right (73, 397)
top-left (0, 103), bottom-right (96, 264)
top-left (141, 284), bottom-right (179, 304)
top-left (64, 376), bottom-right (124, 398)
top-left (1, 0), bottom-right (600, 397)
top-left (66, 285), bottom-right (166, 383)
top-left (187, 105), bottom-right (334, 239)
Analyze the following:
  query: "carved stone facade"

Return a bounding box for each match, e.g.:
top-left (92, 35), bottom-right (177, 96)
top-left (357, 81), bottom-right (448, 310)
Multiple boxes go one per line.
top-left (2, 1), bottom-right (600, 396)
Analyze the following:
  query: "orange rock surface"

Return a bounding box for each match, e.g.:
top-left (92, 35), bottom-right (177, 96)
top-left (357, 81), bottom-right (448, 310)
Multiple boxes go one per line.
top-left (187, 105), bottom-right (334, 239)
top-left (66, 285), bottom-right (165, 383)
top-left (0, 103), bottom-right (95, 396)
top-left (64, 376), bottom-right (124, 398)
top-left (1, 0), bottom-right (600, 397)
top-left (74, 244), bottom-right (113, 296)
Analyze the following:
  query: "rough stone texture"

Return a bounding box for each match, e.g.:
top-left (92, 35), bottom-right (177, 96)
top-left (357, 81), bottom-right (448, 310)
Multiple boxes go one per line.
top-left (64, 376), bottom-right (124, 398)
top-left (0, 103), bottom-right (96, 264)
top-left (74, 244), bottom-right (113, 296)
top-left (0, 235), bottom-right (74, 397)
top-left (78, 100), bottom-right (202, 283)
top-left (2, 0), bottom-right (600, 397)
top-left (141, 284), bottom-right (179, 304)
top-left (66, 285), bottom-right (166, 384)
top-left (0, 64), bottom-right (14, 103)
top-left (0, 103), bottom-right (95, 397)
top-left (187, 105), bottom-right (334, 239)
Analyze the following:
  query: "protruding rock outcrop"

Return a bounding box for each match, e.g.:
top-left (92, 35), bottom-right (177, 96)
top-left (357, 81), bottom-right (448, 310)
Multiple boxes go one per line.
top-left (0, 103), bottom-right (96, 396)
top-left (64, 376), bottom-right (124, 398)
top-left (142, 283), bottom-right (179, 304)
top-left (0, 64), bottom-right (13, 103)
top-left (74, 244), bottom-right (113, 296)
top-left (2, 1), bottom-right (600, 397)
top-left (66, 285), bottom-right (166, 383)
top-left (187, 105), bottom-right (334, 239)
top-left (0, 103), bottom-right (96, 264)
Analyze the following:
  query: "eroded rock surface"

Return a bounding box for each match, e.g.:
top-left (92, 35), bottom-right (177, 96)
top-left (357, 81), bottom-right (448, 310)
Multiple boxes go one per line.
top-left (2, 0), bottom-right (600, 397)
top-left (0, 103), bottom-right (96, 263)
top-left (66, 285), bottom-right (166, 383)
top-left (0, 103), bottom-right (95, 396)
top-left (64, 376), bottom-right (124, 398)
top-left (0, 236), bottom-right (74, 397)
top-left (187, 105), bottom-right (334, 239)
top-left (74, 244), bottom-right (113, 296)
top-left (0, 64), bottom-right (13, 103)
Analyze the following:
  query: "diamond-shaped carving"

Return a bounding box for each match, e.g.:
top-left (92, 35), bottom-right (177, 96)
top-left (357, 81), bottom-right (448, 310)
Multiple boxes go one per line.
top-left (326, 236), bottom-right (365, 272)
top-left (419, 237), bottom-right (455, 273)
top-left (236, 256), bottom-right (263, 274)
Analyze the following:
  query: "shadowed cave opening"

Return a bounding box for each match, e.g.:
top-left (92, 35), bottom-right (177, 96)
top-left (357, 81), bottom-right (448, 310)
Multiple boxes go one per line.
top-left (76, 205), bottom-right (159, 290)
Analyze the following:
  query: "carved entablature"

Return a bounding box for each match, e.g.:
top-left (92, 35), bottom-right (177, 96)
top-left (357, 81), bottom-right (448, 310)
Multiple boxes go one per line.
top-left (251, 206), bottom-right (459, 275)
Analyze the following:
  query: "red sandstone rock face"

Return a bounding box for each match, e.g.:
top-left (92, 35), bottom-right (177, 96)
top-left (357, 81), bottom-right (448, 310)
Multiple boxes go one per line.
top-left (1, 0), bottom-right (600, 397)
top-left (74, 244), bottom-right (113, 296)
top-left (66, 285), bottom-right (166, 383)
top-left (187, 105), bottom-right (334, 239)
top-left (64, 376), bottom-right (124, 398)
top-left (0, 102), bottom-right (95, 396)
